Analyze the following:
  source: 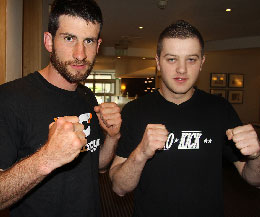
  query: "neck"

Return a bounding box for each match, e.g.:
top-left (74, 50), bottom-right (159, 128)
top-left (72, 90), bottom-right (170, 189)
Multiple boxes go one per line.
top-left (159, 87), bottom-right (195, 105)
top-left (39, 64), bottom-right (78, 91)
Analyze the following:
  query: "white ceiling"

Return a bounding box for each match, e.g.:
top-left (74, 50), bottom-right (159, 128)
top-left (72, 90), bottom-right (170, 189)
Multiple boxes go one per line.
top-left (97, 0), bottom-right (260, 51)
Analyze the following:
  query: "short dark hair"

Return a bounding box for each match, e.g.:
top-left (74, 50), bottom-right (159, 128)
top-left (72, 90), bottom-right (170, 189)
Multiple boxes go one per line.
top-left (48, 0), bottom-right (103, 38)
top-left (157, 20), bottom-right (204, 57)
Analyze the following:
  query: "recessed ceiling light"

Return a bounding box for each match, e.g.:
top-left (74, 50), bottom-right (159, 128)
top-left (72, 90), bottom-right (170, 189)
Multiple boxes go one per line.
top-left (139, 26), bottom-right (144, 29)
top-left (226, 8), bottom-right (231, 12)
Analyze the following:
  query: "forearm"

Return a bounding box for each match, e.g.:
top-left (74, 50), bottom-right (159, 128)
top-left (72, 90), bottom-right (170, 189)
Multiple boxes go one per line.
top-left (0, 150), bottom-right (51, 210)
top-left (99, 133), bottom-right (120, 171)
top-left (242, 155), bottom-right (260, 187)
top-left (110, 147), bottom-right (147, 196)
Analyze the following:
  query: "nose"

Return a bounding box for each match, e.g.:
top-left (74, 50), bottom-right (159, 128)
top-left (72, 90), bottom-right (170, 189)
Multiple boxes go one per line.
top-left (73, 42), bottom-right (87, 61)
top-left (176, 59), bottom-right (187, 74)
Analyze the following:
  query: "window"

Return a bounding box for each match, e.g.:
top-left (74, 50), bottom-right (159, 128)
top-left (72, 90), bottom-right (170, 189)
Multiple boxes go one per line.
top-left (83, 71), bottom-right (116, 103)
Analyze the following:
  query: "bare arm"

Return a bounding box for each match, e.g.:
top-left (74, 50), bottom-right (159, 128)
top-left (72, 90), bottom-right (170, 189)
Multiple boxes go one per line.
top-left (99, 133), bottom-right (120, 171)
top-left (94, 103), bottom-right (121, 171)
top-left (227, 124), bottom-right (260, 187)
top-left (0, 150), bottom-right (50, 210)
top-left (0, 116), bottom-right (86, 210)
top-left (109, 124), bottom-right (168, 196)
top-left (109, 149), bottom-right (148, 196)
top-left (234, 156), bottom-right (260, 187)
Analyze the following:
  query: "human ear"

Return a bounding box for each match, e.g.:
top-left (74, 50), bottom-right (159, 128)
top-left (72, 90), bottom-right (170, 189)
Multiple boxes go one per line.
top-left (200, 55), bottom-right (206, 71)
top-left (155, 55), bottom-right (161, 72)
top-left (44, 32), bottom-right (53, 53)
top-left (96, 38), bottom-right (102, 54)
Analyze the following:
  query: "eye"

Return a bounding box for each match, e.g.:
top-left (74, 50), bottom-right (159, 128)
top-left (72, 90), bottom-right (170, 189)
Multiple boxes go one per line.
top-left (187, 58), bottom-right (197, 63)
top-left (85, 39), bottom-right (95, 44)
top-left (64, 35), bottom-right (74, 42)
top-left (167, 58), bottom-right (176, 63)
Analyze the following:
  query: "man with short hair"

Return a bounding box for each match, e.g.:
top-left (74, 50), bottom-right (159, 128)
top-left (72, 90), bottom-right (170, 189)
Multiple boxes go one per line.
top-left (109, 20), bottom-right (260, 217)
top-left (0, 0), bottom-right (121, 217)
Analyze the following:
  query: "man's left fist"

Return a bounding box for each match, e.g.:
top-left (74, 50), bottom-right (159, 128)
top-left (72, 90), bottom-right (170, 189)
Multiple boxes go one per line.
top-left (94, 102), bottom-right (122, 137)
top-left (226, 124), bottom-right (260, 159)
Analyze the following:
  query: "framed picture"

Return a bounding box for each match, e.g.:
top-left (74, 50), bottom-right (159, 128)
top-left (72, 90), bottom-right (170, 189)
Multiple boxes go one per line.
top-left (228, 90), bottom-right (243, 104)
top-left (228, 74), bottom-right (244, 88)
top-left (210, 89), bottom-right (227, 99)
top-left (210, 73), bottom-right (227, 87)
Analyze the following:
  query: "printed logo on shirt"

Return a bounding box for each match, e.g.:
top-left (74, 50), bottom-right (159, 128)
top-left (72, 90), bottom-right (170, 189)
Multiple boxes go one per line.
top-left (164, 131), bottom-right (212, 150)
top-left (79, 113), bottom-right (100, 153)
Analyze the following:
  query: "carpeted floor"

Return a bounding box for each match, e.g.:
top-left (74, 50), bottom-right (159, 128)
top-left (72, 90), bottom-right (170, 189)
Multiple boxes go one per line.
top-left (99, 172), bottom-right (134, 217)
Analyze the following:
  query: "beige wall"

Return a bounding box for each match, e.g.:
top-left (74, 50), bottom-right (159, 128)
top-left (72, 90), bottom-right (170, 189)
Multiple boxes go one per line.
top-left (41, 0), bottom-right (52, 68)
top-left (0, 0), bottom-right (6, 84)
top-left (6, 0), bottom-right (23, 82)
top-left (198, 49), bottom-right (260, 123)
top-left (23, 0), bottom-right (43, 76)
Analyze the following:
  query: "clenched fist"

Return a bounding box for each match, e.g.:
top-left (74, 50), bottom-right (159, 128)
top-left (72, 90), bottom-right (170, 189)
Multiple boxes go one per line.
top-left (137, 124), bottom-right (169, 160)
top-left (94, 103), bottom-right (121, 138)
top-left (226, 124), bottom-right (260, 159)
top-left (40, 116), bottom-right (87, 174)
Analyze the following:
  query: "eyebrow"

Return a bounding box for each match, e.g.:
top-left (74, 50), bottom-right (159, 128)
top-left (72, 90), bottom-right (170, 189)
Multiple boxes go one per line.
top-left (60, 32), bottom-right (76, 37)
top-left (163, 53), bottom-right (200, 58)
top-left (59, 33), bottom-right (98, 41)
top-left (163, 54), bottom-right (177, 58)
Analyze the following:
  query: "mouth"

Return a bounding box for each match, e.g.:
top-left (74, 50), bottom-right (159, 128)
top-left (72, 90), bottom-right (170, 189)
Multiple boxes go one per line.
top-left (70, 64), bottom-right (87, 70)
top-left (174, 77), bottom-right (187, 82)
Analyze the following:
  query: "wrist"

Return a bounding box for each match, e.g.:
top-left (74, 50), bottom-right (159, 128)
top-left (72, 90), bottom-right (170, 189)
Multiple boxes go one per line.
top-left (248, 151), bottom-right (260, 160)
top-left (105, 132), bottom-right (121, 141)
top-left (34, 145), bottom-right (55, 176)
top-left (134, 146), bottom-right (149, 163)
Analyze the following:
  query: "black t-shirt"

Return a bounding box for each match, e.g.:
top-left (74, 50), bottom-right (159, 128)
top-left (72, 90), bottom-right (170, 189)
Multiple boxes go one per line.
top-left (117, 89), bottom-right (242, 217)
top-left (0, 71), bottom-right (103, 217)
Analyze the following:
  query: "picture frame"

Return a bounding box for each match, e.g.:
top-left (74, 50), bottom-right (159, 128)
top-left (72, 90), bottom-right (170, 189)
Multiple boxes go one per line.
top-left (210, 73), bottom-right (227, 87)
top-left (210, 89), bottom-right (227, 99)
top-left (228, 90), bottom-right (243, 104)
top-left (228, 74), bottom-right (244, 88)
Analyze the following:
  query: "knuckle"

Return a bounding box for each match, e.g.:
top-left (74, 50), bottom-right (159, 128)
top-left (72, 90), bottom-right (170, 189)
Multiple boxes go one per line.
top-left (250, 130), bottom-right (257, 137)
top-left (73, 140), bottom-right (82, 149)
top-left (241, 148), bottom-right (249, 155)
top-left (63, 122), bottom-right (73, 130)
top-left (146, 129), bottom-right (153, 136)
top-left (146, 124), bottom-right (152, 128)
top-left (56, 117), bottom-right (65, 125)
top-left (115, 106), bottom-right (121, 112)
top-left (248, 124), bottom-right (253, 129)
top-left (106, 119), bottom-right (112, 125)
top-left (232, 135), bottom-right (240, 143)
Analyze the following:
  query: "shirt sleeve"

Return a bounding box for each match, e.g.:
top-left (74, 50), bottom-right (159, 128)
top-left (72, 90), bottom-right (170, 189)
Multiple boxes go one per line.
top-left (222, 100), bottom-right (244, 162)
top-left (0, 99), bottom-right (21, 170)
top-left (116, 102), bottom-right (139, 158)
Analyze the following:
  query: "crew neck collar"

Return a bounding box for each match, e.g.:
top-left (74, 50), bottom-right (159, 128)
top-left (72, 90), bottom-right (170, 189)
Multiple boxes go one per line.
top-left (33, 71), bottom-right (80, 97)
top-left (155, 88), bottom-right (198, 107)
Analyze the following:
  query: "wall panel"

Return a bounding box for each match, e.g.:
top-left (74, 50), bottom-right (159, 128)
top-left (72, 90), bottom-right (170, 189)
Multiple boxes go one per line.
top-left (23, 0), bottom-right (42, 76)
top-left (0, 0), bottom-right (6, 84)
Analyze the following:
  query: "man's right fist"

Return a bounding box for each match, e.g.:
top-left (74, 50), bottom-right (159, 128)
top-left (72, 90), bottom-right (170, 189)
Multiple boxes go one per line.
top-left (138, 124), bottom-right (168, 160)
top-left (40, 116), bottom-right (87, 173)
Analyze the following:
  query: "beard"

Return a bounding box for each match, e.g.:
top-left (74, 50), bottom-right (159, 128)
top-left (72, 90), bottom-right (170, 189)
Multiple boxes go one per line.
top-left (50, 48), bottom-right (95, 83)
